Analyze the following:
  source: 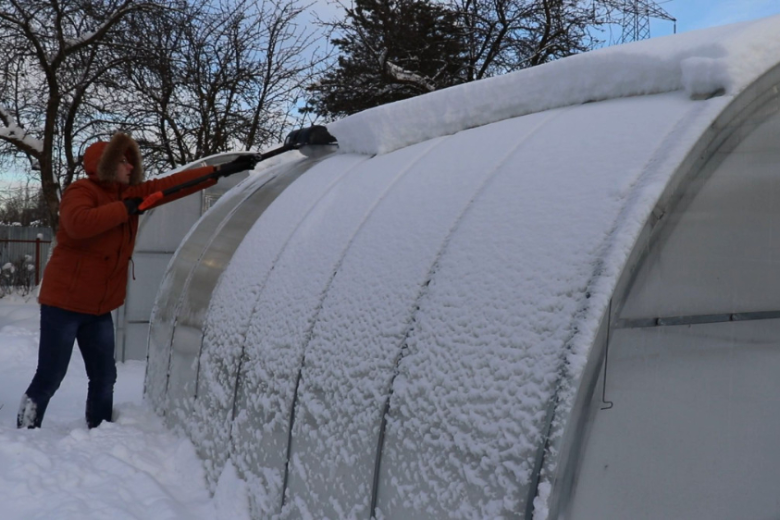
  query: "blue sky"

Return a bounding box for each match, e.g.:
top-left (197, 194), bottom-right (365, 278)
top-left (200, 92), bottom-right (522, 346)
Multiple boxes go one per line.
top-left (650, 0), bottom-right (780, 36)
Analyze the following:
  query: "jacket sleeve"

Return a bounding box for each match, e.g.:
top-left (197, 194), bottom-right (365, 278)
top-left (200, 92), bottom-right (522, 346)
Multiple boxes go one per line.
top-left (59, 183), bottom-right (129, 240)
top-left (124, 165), bottom-right (219, 210)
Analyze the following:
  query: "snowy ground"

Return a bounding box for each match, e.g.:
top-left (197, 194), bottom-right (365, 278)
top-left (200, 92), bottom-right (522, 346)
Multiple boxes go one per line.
top-left (0, 296), bottom-right (249, 520)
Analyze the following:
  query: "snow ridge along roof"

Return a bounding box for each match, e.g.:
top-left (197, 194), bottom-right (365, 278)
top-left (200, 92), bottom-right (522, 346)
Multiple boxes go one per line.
top-left (328, 14), bottom-right (780, 156)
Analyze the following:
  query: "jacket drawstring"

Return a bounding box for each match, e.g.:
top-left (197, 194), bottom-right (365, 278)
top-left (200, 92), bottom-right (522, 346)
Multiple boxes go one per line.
top-left (129, 257), bottom-right (136, 281)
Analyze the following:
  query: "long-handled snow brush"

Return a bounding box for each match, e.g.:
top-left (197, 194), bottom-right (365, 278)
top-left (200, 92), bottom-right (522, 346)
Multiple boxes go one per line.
top-left (137, 125), bottom-right (337, 212)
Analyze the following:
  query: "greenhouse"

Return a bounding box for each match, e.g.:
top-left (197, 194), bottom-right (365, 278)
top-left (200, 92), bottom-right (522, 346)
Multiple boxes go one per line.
top-left (144, 15), bottom-right (780, 520)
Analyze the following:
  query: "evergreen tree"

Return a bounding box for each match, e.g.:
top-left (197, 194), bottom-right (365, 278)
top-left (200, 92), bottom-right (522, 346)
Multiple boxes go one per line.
top-left (306, 0), bottom-right (467, 118)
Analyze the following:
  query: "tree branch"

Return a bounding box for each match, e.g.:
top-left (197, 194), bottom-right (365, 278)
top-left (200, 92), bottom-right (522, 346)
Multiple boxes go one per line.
top-left (0, 104), bottom-right (43, 157)
top-left (380, 48), bottom-right (436, 92)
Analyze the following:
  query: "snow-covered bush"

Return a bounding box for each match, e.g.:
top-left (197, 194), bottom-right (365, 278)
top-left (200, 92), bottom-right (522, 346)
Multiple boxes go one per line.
top-left (0, 255), bottom-right (36, 297)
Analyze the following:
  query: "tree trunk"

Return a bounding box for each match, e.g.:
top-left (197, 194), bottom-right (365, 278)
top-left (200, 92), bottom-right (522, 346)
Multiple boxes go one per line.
top-left (39, 156), bottom-right (60, 232)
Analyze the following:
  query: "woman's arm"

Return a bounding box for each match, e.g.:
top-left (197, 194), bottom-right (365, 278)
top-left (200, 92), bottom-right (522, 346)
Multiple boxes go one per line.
top-left (124, 165), bottom-right (219, 208)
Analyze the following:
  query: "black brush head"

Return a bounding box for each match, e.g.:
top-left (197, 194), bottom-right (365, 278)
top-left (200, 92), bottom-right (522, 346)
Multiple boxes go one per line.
top-left (285, 125), bottom-right (338, 148)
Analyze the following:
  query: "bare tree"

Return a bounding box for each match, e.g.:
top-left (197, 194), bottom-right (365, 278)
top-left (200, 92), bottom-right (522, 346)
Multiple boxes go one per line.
top-left (0, 180), bottom-right (47, 226)
top-left (0, 0), bottom-right (163, 230)
top-left (453, 0), bottom-right (619, 81)
top-left (119, 0), bottom-right (320, 174)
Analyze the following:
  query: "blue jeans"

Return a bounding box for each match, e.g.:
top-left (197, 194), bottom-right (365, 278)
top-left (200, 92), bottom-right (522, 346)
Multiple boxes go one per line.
top-left (19, 304), bottom-right (117, 428)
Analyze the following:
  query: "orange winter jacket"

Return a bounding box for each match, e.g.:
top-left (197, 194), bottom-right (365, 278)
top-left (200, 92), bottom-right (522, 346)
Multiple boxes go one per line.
top-left (38, 133), bottom-right (218, 315)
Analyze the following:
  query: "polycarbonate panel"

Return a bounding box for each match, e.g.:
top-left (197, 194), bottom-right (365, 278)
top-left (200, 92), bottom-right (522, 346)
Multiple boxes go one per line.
top-left (202, 166), bottom-right (248, 212)
top-left (124, 254), bottom-right (174, 321)
top-left (281, 114), bottom-right (554, 519)
top-left (145, 192), bottom-right (248, 411)
top-left (620, 97), bottom-right (780, 320)
top-left (134, 192), bottom-right (202, 252)
top-left (123, 322), bottom-right (153, 361)
top-left (120, 193), bottom-right (202, 362)
top-left (188, 153), bottom-right (367, 491)
top-left (374, 94), bottom-right (700, 519)
top-left (164, 156), bottom-right (328, 432)
top-left (568, 320), bottom-right (780, 520)
top-left (145, 154), bottom-right (301, 412)
top-left (225, 140), bottom-right (446, 517)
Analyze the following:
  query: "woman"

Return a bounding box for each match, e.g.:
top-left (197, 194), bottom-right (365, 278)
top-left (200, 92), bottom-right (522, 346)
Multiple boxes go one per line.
top-left (17, 132), bottom-right (252, 428)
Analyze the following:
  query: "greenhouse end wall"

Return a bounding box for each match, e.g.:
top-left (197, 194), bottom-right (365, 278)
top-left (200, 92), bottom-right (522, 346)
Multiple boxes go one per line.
top-left (563, 67), bottom-right (780, 520)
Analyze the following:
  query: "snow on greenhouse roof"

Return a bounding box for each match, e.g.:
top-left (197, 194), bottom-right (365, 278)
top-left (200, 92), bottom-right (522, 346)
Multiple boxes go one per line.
top-left (328, 14), bottom-right (780, 156)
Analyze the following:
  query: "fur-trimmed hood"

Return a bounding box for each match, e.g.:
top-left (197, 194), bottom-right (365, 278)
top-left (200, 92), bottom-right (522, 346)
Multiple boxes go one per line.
top-left (83, 132), bottom-right (144, 185)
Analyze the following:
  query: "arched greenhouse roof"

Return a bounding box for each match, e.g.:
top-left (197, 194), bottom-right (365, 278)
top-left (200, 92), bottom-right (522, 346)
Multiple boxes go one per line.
top-left (145, 14), bottom-right (780, 520)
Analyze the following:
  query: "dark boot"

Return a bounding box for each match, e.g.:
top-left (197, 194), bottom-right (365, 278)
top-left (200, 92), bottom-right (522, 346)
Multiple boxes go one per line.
top-left (17, 394), bottom-right (46, 429)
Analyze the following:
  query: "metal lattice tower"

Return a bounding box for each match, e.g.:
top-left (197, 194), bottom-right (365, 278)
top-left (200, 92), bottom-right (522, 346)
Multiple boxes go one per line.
top-left (620, 0), bottom-right (676, 43)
